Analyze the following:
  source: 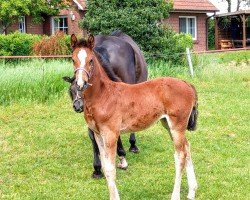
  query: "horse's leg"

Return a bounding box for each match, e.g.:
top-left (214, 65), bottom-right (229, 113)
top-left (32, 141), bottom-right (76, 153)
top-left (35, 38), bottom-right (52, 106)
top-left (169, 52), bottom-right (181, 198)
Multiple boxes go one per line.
top-left (129, 133), bottom-right (139, 153)
top-left (117, 136), bottom-right (128, 170)
top-left (170, 129), bottom-right (187, 200)
top-left (88, 128), bottom-right (103, 178)
top-left (94, 131), bottom-right (120, 200)
top-left (185, 141), bottom-right (198, 200)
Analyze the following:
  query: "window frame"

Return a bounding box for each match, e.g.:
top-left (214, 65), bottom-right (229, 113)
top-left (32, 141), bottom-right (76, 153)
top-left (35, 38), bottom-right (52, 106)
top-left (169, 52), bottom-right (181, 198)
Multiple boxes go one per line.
top-left (51, 16), bottom-right (68, 34)
top-left (19, 16), bottom-right (26, 33)
top-left (179, 16), bottom-right (197, 40)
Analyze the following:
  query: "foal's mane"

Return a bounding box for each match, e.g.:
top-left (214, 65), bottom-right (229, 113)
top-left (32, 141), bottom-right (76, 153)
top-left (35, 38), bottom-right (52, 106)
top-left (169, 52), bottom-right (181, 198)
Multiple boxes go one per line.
top-left (76, 38), bottom-right (121, 82)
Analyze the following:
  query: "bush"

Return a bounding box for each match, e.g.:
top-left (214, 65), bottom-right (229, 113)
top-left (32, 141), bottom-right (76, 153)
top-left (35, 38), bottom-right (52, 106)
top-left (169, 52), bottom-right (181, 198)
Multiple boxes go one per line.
top-left (80, 0), bottom-right (194, 65)
top-left (146, 26), bottom-right (193, 65)
top-left (208, 18), bottom-right (215, 50)
top-left (0, 31), bottom-right (41, 56)
top-left (32, 32), bottom-right (71, 56)
top-left (80, 0), bottom-right (172, 52)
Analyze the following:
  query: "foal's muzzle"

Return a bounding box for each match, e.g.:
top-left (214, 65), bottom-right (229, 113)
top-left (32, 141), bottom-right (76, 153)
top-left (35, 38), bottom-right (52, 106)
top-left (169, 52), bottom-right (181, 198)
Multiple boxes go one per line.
top-left (73, 98), bottom-right (84, 113)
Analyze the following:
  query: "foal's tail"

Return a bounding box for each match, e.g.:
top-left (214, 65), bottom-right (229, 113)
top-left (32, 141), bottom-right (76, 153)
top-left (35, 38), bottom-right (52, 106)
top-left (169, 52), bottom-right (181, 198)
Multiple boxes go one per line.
top-left (187, 85), bottom-right (198, 131)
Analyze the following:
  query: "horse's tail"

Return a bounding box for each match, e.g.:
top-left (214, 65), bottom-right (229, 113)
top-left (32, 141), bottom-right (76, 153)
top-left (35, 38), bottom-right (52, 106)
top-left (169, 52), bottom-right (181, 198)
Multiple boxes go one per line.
top-left (187, 85), bottom-right (198, 131)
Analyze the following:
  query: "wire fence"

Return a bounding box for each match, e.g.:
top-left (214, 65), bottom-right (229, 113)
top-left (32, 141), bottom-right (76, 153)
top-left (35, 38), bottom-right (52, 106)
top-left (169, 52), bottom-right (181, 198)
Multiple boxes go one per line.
top-left (0, 47), bottom-right (249, 105)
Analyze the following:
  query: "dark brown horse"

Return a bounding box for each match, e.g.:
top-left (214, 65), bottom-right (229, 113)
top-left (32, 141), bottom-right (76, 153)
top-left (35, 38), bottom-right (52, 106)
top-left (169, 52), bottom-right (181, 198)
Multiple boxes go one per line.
top-left (71, 35), bottom-right (198, 200)
top-left (63, 31), bottom-right (147, 178)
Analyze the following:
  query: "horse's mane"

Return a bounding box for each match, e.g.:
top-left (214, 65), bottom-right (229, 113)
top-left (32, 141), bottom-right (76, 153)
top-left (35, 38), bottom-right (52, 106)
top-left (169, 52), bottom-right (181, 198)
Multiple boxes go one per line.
top-left (94, 46), bottom-right (121, 82)
top-left (110, 30), bottom-right (124, 37)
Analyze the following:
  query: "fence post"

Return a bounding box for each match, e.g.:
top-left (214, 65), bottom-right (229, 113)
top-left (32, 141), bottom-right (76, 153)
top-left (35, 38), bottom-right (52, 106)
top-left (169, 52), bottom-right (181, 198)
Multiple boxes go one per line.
top-left (186, 48), bottom-right (194, 77)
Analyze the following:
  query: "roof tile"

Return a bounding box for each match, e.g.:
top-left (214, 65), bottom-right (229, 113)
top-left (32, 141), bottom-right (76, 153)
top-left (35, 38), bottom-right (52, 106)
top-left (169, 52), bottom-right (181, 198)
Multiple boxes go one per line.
top-left (173, 0), bottom-right (219, 12)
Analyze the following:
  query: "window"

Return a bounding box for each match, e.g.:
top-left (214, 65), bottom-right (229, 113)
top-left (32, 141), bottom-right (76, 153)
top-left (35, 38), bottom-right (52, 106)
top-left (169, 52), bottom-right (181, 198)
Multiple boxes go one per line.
top-left (52, 16), bottom-right (68, 34)
top-left (19, 16), bottom-right (26, 33)
top-left (179, 16), bottom-right (197, 40)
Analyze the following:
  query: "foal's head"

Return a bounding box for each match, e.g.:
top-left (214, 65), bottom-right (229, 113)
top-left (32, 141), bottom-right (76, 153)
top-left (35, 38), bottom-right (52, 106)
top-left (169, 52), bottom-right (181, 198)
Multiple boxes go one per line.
top-left (71, 34), bottom-right (95, 91)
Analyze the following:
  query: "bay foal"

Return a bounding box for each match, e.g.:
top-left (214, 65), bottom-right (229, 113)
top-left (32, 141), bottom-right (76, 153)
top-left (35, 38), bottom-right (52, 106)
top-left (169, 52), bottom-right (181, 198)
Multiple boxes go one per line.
top-left (71, 35), bottom-right (198, 200)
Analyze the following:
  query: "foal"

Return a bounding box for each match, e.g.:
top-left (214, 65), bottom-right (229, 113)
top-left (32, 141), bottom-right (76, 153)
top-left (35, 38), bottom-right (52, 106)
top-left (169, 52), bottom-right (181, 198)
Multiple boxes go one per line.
top-left (71, 35), bottom-right (198, 200)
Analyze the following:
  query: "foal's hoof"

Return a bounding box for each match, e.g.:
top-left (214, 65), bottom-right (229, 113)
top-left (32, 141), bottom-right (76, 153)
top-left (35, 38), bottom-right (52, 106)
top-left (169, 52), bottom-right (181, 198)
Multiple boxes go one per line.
top-left (92, 171), bottom-right (103, 179)
top-left (117, 164), bottom-right (128, 170)
top-left (129, 146), bottom-right (140, 153)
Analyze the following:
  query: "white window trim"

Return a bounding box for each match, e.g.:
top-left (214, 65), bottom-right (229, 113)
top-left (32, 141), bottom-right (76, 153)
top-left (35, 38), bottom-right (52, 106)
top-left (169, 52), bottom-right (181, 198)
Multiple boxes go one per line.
top-left (51, 16), bottom-right (68, 34)
top-left (19, 16), bottom-right (26, 33)
top-left (179, 16), bottom-right (197, 40)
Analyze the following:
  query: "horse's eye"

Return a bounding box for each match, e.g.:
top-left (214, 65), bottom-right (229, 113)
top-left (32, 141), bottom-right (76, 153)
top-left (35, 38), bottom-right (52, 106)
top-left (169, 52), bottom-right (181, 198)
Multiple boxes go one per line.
top-left (72, 59), bottom-right (75, 63)
top-left (90, 59), bottom-right (93, 65)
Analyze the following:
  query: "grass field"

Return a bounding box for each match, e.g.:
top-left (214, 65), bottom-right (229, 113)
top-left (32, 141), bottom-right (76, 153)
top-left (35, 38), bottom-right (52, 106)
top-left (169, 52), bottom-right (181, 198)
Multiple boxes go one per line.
top-left (0, 51), bottom-right (250, 199)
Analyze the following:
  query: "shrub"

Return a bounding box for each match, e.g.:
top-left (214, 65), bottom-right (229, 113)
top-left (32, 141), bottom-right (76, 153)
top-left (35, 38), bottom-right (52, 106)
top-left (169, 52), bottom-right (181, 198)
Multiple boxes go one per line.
top-left (80, 0), bottom-right (172, 53)
top-left (208, 18), bottom-right (215, 50)
top-left (80, 1), bottom-right (194, 65)
top-left (32, 32), bottom-right (71, 56)
top-left (0, 31), bottom-right (41, 56)
top-left (146, 26), bottom-right (193, 65)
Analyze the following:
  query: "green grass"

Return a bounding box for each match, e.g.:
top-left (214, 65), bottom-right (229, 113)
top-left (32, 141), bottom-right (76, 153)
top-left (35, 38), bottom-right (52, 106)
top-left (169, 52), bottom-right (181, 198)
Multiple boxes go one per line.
top-left (0, 59), bottom-right (72, 105)
top-left (0, 51), bottom-right (250, 199)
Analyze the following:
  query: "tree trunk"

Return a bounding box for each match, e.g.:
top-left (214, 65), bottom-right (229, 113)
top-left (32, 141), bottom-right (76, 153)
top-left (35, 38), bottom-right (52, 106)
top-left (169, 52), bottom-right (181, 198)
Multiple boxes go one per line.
top-left (227, 0), bottom-right (231, 12)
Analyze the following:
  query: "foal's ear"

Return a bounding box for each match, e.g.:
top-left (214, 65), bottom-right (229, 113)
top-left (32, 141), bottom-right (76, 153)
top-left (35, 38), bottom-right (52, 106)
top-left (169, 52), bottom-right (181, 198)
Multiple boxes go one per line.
top-left (62, 76), bottom-right (74, 83)
top-left (71, 34), bottom-right (78, 49)
top-left (87, 34), bottom-right (95, 49)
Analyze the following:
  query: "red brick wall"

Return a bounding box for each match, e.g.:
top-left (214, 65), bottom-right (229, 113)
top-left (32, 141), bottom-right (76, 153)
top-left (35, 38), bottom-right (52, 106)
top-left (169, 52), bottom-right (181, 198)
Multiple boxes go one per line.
top-left (6, 9), bottom-right (85, 37)
top-left (58, 9), bottom-right (85, 36)
top-left (26, 16), bottom-right (43, 34)
top-left (164, 12), bottom-right (208, 51)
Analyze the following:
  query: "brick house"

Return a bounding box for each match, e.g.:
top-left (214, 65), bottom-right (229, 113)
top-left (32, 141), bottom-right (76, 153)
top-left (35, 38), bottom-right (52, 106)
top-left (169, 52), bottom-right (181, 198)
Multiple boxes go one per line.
top-left (7, 0), bottom-right (86, 36)
top-left (7, 0), bottom-right (218, 51)
top-left (164, 0), bottom-right (219, 51)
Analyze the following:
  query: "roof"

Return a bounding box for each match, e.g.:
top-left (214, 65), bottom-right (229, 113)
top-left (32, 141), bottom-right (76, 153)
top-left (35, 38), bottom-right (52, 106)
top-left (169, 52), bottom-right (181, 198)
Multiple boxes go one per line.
top-left (73, 0), bottom-right (87, 10)
top-left (215, 10), bottom-right (250, 17)
top-left (173, 0), bottom-right (219, 13)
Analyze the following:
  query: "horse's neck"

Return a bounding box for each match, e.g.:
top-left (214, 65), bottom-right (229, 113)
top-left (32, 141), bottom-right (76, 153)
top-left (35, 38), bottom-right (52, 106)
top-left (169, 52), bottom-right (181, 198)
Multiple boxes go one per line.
top-left (83, 56), bottom-right (112, 100)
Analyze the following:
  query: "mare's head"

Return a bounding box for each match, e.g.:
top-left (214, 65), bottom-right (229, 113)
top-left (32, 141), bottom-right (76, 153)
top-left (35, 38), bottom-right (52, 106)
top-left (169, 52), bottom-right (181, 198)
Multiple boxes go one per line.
top-left (71, 34), bottom-right (95, 91)
top-left (63, 76), bottom-right (84, 113)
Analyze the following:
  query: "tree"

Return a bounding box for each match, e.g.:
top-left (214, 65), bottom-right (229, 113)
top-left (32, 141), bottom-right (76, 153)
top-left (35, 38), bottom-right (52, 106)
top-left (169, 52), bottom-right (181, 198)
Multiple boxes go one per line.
top-left (219, 0), bottom-right (250, 12)
top-left (80, 0), bottom-right (173, 53)
top-left (0, 0), bottom-right (70, 34)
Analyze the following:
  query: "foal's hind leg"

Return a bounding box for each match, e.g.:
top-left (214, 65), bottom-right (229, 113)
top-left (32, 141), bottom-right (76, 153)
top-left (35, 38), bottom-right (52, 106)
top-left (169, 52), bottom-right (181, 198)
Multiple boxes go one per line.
top-left (185, 141), bottom-right (198, 200)
top-left (170, 129), bottom-right (187, 200)
top-left (129, 133), bottom-right (139, 153)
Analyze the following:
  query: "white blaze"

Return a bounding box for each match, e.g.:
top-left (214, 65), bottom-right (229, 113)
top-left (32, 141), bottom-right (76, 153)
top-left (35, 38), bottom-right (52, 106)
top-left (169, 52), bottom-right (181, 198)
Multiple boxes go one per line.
top-left (77, 49), bottom-right (87, 88)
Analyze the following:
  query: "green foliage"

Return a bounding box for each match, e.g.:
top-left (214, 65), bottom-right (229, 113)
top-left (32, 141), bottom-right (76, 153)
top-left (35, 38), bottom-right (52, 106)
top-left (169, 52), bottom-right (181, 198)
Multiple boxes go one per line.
top-left (80, 0), bottom-right (194, 65)
top-left (0, 0), bottom-right (69, 33)
top-left (0, 31), bottom-right (41, 56)
top-left (149, 26), bottom-right (193, 64)
top-left (81, 1), bottom-right (171, 49)
top-left (208, 18), bottom-right (215, 50)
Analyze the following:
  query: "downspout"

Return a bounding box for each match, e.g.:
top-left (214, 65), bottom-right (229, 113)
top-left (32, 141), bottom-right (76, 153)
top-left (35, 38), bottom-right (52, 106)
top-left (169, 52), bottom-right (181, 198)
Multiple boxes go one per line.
top-left (206, 12), bottom-right (216, 51)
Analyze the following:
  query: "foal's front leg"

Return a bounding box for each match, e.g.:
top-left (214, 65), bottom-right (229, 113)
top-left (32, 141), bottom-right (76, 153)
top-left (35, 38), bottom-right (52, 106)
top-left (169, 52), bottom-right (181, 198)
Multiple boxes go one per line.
top-left (94, 132), bottom-right (120, 200)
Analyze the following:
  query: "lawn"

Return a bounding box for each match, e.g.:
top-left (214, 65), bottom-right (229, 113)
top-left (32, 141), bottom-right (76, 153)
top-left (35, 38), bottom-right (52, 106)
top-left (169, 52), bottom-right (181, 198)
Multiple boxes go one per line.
top-left (0, 51), bottom-right (250, 199)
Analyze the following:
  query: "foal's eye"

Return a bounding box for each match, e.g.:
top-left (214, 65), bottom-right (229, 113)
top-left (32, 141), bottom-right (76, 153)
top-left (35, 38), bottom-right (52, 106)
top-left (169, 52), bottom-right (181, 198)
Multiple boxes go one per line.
top-left (72, 59), bottom-right (75, 63)
top-left (89, 59), bottom-right (93, 65)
